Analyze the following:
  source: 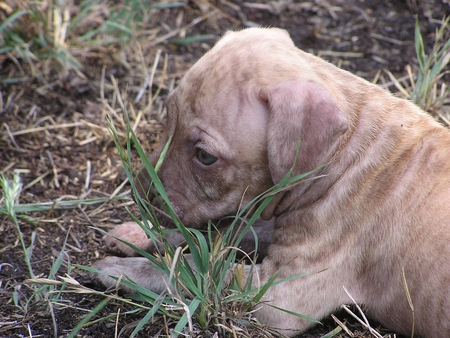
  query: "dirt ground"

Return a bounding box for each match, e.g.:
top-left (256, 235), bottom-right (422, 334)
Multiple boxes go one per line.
top-left (1, 0), bottom-right (450, 337)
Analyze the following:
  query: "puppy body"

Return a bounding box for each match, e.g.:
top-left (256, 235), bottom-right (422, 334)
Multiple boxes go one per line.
top-left (93, 28), bottom-right (450, 337)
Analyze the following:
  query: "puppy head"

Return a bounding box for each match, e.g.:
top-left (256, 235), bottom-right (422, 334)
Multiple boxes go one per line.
top-left (143, 68), bottom-right (273, 228)
top-left (139, 28), bottom-right (349, 227)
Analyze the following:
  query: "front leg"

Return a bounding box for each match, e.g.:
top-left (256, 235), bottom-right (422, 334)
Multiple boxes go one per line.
top-left (103, 221), bottom-right (186, 257)
top-left (91, 256), bottom-right (174, 294)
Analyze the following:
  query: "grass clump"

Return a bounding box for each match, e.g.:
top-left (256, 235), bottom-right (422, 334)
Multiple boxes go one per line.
top-left (98, 112), bottom-right (320, 337)
top-left (410, 16), bottom-right (450, 115)
top-left (0, 0), bottom-right (184, 79)
top-left (0, 170), bottom-right (133, 337)
top-left (0, 172), bottom-right (35, 280)
top-left (0, 1), bottom-right (81, 76)
top-left (0, 172), bottom-right (75, 337)
top-left (383, 16), bottom-right (450, 117)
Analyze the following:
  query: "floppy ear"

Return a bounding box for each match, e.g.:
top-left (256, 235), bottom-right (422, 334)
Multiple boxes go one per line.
top-left (259, 80), bottom-right (349, 219)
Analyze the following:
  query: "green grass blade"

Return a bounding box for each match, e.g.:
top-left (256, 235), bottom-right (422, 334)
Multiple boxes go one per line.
top-left (150, 2), bottom-right (184, 9)
top-left (172, 297), bottom-right (202, 336)
top-left (67, 0), bottom-right (101, 33)
top-left (0, 10), bottom-right (28, 32)
top-left (267, 303), bottom-right (321, 323)
top-left (414, 16), bottom-right (425, 72)
top-left (130, 296), bottom-right (166, 337)
top-left (188, 228), bottom-right (210, 273)
top-left (67, 297), bottom-right (111, 338)
top-left (125, 120), bottom-right (204, 267)
top-left (251, 270), bottom-right (279, 303)
top-left (170, 35), bottom-right (215, 46)
top-left (320, 326), bottom-right (343, 338)
top-left (103, 21), bottom-right (134, 36)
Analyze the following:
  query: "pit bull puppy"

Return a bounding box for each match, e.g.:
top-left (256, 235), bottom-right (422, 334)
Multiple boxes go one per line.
top-left (92, 27), bottom-right (450, 337)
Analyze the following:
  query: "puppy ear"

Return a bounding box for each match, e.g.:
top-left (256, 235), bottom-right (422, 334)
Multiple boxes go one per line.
top-left (259, 80), bottom-right (349, 219)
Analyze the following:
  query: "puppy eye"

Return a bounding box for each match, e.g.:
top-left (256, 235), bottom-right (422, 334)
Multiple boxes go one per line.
top-left (195, 148), bottom-right (217, 166)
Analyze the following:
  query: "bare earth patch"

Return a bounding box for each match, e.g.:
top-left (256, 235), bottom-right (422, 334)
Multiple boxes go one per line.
top-left (1, 1), bottom-right (449, 337)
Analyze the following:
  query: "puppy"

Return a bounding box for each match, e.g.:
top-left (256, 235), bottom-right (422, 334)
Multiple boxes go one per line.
top-left (92, 28), bottom-right (450, 337)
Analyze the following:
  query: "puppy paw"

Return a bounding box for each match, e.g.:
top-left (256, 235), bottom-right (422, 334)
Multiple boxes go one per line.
top-left (90, 256), bottom-right (167, 294)
top-left (103, 221), bottom-right (155, 256)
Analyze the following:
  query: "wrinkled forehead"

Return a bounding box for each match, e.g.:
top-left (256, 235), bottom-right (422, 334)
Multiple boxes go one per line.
top-left (171, 29), bottom-right (302, 103)
top-left (165, 78), bottom-right (248, 138)
top-left (163, 28), bottom-right (301, 131)
top-left (165, 68), bottom-right (249, 128)
top-left (178, 59), bottom-right (253, 112)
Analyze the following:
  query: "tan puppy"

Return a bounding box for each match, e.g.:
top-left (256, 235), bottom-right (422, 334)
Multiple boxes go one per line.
top-left (92, 28), bottom-right (450, 337)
